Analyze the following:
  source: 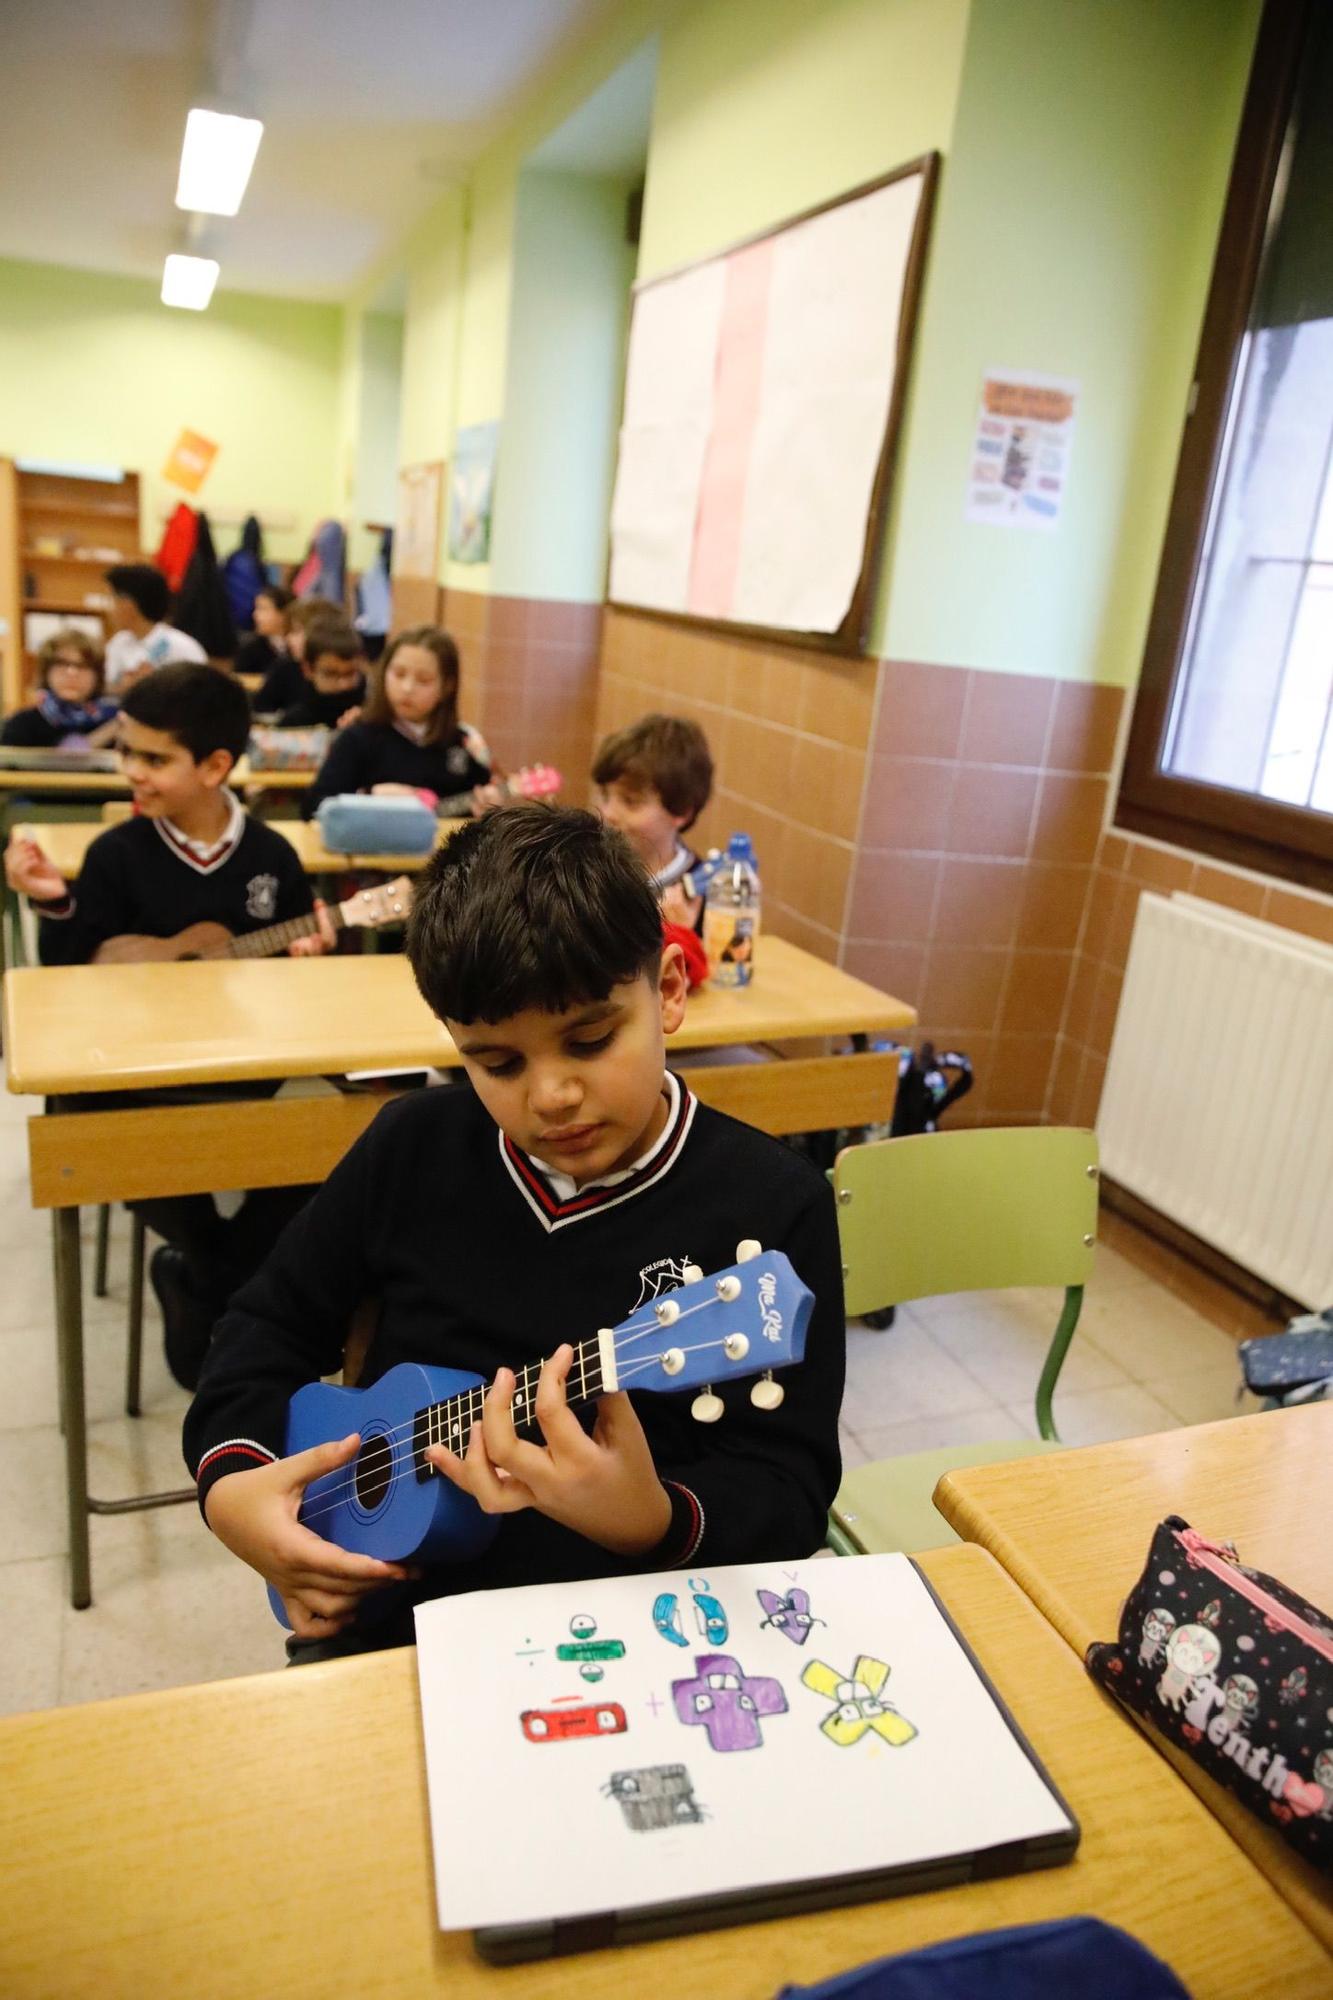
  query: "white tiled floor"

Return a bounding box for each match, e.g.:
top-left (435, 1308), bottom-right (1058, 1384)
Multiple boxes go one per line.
top-left (0, 1064), bottom-right (1262, 1719)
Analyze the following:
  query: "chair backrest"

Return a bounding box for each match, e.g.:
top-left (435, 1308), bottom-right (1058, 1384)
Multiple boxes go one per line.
top-left (833, 1126), bottom-right (1098, 1317)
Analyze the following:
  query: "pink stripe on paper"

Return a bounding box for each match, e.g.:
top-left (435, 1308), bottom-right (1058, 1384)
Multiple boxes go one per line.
top-left (687, 239), bottom-right (774, 618)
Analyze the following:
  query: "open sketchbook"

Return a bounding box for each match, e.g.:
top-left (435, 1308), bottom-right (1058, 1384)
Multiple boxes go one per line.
top-left (415, 1553), bottom-right (1078, 1960)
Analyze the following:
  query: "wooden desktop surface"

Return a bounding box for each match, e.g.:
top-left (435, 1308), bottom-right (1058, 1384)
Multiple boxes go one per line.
top-left (1, 1545), bottom-right (1327, 2000)
top-left (0, 757), bottom-right (309, 797)
top-left (4, 936), bottom-right (913, 1096)
top-left (12, 816), bottom-right (468, 878)
top-left (935, 1407), bottom-right (1333, 1945)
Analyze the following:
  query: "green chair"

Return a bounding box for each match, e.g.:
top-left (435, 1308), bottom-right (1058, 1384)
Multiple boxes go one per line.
top-left (828, 1125), bottom-right (1098, 1555)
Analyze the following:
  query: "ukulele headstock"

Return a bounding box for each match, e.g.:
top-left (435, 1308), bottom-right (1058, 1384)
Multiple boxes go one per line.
top-left (610, 1244), bottom-right (811, 1418)
top-left (340, 875), bottom-right (415, 931)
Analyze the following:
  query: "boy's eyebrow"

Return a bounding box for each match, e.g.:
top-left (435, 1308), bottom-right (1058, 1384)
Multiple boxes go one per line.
top-left (456, 1000), bottom-right (625, 1056)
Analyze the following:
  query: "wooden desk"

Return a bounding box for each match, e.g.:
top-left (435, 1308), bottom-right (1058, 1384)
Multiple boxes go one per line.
top-left (0, 758), bottom-right (308, 800)
top-left (5, 942), bottom-right (911, 1608)
top-left (1, 1547), bottom-right (1325, 2000)
top-left (13, 816), bottom-right (469, 879)
top-left (935, 1409), bottom-right (1333, 1946)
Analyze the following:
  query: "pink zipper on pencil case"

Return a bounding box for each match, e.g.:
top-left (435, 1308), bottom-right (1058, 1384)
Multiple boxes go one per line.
top-left (1176, 1528), bottom-right (1333, 1663)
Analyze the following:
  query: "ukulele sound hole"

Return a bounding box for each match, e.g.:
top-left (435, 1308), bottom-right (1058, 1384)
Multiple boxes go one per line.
top-left (354, 1434), bottom-right (393, 1511)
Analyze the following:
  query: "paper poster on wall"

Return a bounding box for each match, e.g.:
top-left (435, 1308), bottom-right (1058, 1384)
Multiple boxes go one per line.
top-left (965, 370), bottom-right (1077, 530)
top-left (448, 422), bottom-right (500, 564)
top-left (394, 461), bottom-right (444, 580)
top-left (161, 428), bottom-right (219, 495)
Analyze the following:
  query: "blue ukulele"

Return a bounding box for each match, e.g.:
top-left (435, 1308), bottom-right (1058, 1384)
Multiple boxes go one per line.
top-left (269, 1242), bottom-right (812, 1627)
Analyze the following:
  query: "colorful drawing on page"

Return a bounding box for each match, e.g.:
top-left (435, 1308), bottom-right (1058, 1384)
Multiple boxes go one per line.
top-left (757, 1586), bottom-right (824, 1646)
top-left (603, 1763), bottom-right (706, 1833)
top-left (520, 1698), bottom-right (627, 1744)
top-left (652, 1592), bottom-right (689, 1647)
top-left (689, 1578), bottom-right (729, 1646)
top-left (672, 1654), bottom-right (788, 1752)
top-left (515, 1636), bottom-right (544, 1668)
top-left (556, 1612), bottom-right (626, 1667)
top-left (801, 1656), bottom-right (917, 1749)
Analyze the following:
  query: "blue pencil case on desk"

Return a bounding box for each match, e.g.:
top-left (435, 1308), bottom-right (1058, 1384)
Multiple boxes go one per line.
top-left (315, 793), bottom-right (437, 856)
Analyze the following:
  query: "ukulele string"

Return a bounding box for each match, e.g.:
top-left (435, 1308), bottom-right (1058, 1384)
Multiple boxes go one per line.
top-left (294, 1323), bottom-right (738, 1531)
top-left (293, 1294), bottom-right (729, 1518)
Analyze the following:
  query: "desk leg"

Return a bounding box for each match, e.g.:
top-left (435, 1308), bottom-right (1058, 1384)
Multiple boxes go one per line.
top-left (52, 1206), bottom-right (92, 1610)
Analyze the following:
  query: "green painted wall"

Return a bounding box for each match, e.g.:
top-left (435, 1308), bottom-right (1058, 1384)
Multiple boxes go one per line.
top-left (490, 171), bottom-right (638, 603)
top-left (0, 257), bottom-right (340, 563)
top-left (879, 0), bottom-right (1261, 683)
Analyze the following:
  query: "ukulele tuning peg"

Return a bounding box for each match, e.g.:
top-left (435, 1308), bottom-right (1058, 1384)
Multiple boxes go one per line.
top-left (715, 1275), bottom-right (741, 1302)
top-left (750, 1371), bottom-right (784, 1412)
top-left (735, 1239), bottom-right (762, 1263)
top-left (660, 1347), bottom-right (685, 1377)
top-left (691, 1386), bottom-right (724, 1424)
top-left (654, 1298), bottom-right (681, 1326)
top-left (722, 1332), bottom-right (749, 1362)
top-left (682, 1262), bottom-right (705, 1286)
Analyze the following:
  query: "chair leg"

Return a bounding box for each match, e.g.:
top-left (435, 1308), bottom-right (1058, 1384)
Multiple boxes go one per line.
top-left (94, 1204), bottom-right (111, 1298)
top-left (125, 1215), bottom-right (147, 1418)
top-left (1034, 1284), bottom-right (1083, 1442)
top-left (825, 1514), bottom-right (864, 1558)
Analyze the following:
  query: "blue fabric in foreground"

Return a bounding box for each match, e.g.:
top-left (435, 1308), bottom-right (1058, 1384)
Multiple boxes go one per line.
top-left (775, 1918), bottom-right (1189, 2000)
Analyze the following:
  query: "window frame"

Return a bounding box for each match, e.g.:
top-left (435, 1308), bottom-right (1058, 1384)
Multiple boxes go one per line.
top-left (1117, 0), bottom-right (1332, 889)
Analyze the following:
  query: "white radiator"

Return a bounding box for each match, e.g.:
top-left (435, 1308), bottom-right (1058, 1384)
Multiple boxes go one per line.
top-left (1098, 890), bottom-right (1333, 1306)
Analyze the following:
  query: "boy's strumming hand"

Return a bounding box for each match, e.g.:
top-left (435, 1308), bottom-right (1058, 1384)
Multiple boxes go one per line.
top-left (203, 1433), bottom-right (416, 1640)
top-left (287, 896), bottom-right (337, 957)
top-left (425, 1346), bottom-right (672, 1557)
top-left (4, 835), bottom-right (68, 904)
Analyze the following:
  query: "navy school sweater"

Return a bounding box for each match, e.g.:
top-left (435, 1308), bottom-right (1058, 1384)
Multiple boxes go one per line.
top-left (184, 1081), bottom-right (845, 1587)
top-left (34, 813), bottom-right (313, 966)
top-left (301, 720), bottom-right (491, 818)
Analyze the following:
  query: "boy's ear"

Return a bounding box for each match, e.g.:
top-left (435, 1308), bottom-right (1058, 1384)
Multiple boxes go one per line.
top-left (197, 746), bottom-right (236, 790)
top-left (658, 941), bottom-right (689, 1034)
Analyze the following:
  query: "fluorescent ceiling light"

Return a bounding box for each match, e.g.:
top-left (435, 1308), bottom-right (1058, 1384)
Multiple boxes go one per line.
top-left (161, 254), bottom-right (220, 311)
top-left (175, 108), bottom-right (263, 217)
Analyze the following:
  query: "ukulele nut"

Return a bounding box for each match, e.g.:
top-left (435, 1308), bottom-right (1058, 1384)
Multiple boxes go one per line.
top-left (654, 1299), bottom-right (681, 1326)
top-left (661, 1347), bottom-right (686, 1376)
top-left (735, 1239), bottom-right (762, 1263)
top-left (715, 1275), bottom-right (742, 1302)
top-left (681, 1262), bottom-right (705, 1286)
top-left (691, 1387), bottom-right (724, 1424)
top-left (723, 1332), bottom-right (749, 1361)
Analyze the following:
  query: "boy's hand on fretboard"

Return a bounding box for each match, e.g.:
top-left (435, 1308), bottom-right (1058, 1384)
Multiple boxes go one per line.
top-left (425, 1345), bottom-right (673, 1556)
top-left (287, 897), bottom-right (337, 957)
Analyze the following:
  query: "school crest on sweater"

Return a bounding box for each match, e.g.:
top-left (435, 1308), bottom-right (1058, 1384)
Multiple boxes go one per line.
top-left (245, 872), bottom-right (279, 921)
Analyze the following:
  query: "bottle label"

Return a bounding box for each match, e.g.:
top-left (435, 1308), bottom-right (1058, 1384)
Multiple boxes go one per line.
top-left (704, 908), bottom-right (757, 987)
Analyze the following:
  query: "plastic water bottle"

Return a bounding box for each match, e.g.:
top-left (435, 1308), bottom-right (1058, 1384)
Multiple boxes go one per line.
top-left (704, 834), bottom-right (760, 988)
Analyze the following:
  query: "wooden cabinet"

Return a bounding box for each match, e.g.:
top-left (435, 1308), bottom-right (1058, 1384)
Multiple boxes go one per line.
top-left (0, 461), bottom-right (142, 711)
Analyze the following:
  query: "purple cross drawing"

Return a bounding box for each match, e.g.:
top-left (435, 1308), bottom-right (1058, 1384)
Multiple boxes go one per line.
top-left (672, 1653), bottom-right (788, 1752)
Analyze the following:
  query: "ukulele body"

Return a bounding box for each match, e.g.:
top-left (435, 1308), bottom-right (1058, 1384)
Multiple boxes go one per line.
top-left (92, 921), bottom-right (236, 964)
top-left (266, 1362), bottom-right (500, 1628)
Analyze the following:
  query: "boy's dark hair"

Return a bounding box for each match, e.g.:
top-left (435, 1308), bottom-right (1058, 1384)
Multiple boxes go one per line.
top-left (362, 625), bottom-right (460, 746)
top-left (121, 663), bottom-right (251, 765)
top-left (257, 584), bottom-right (294, 615)
top-left (592, 714), bottom-right (713, 829)
top-left (106, 563), bottom-right (170, 623)
top-left (407, 804), bottom-right (663, 1025)
top-left (303, 619), bottom-right (366, 667)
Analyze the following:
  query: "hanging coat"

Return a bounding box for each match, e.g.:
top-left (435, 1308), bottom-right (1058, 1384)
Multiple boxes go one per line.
top-left (222, 515), bottom-right (267, 631)
top-left (156, 503), bottom-right (199, 593)
top-left (172, 511), bottom-right (239, 659)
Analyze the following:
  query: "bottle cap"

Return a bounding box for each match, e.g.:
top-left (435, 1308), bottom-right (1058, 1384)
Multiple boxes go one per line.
top-left (727, 833), bottom-right (755, 862)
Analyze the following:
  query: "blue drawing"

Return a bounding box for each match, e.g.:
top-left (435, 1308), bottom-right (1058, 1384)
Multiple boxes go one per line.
top-left (693, 1593), bottom-right (729, 1646)
top-left (652, 1592), bottom-right (689, 1647)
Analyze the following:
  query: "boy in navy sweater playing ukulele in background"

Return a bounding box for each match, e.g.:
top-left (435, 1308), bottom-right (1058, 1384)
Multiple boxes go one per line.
top-left (186, 805), bottom-right (844, 1653)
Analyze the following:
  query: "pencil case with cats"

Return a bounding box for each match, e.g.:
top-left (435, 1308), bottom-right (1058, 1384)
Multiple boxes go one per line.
top-left (1085, 1513), bottom-right (1333, 1867)
top-left (315, 793), bottom-right (438, 856)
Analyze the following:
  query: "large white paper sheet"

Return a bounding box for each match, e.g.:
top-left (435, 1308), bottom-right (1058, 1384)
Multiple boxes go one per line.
top-left (415, 1553), bottom-right (1072, 1933)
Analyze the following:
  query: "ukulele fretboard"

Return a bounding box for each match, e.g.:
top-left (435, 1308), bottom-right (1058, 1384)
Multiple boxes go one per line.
top-left (414, 1336), bottom-right (611, 1478)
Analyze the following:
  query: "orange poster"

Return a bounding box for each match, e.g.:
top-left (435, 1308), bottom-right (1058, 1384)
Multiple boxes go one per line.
top-left (161, 428), bottom-right (219, 495)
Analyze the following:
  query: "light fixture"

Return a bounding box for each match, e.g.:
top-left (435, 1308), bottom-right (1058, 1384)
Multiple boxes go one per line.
top-left (175, 108), bottom-right (263, 218)
top-left (161, 254), bottom-right (220, 311)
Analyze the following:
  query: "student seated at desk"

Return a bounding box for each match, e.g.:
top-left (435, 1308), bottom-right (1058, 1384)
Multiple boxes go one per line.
top-left (234, 584), bottom-right (293, 687)
top-left (185, 805), bottom-right (844, 1651)
top-left (594, 714), bottom-right (715, 931)
top-left (0, 627), bottom-right (119, 749)
top-left (275, 617), bottom-right (366, 729)
top-left (103, 564), bottom-right (207, 692)
top-left (252, 593), bottom-right (341, 715)
top-left (300, 625), bottom-right (493, 820)
top-left (4, 663), bottom-right (334, 1389)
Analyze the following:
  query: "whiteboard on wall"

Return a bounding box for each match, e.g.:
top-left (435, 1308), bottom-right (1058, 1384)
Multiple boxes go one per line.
top-left (608, 157), bottom-right (938, 654)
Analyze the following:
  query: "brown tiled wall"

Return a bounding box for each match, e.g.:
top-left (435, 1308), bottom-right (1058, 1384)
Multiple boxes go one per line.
top-left (1051, 825), bottom-right (1333, 1131)
top-left (843, 666), bottom-right (1124, 1127)
top-left (443, 588), bottom-right (602, 808)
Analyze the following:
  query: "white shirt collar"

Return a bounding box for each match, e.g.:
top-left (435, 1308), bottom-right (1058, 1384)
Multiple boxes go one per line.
top-left (159, 788), bottom-right (244, 866)
top-left (528, 1071), bottom-right (682, 1204)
